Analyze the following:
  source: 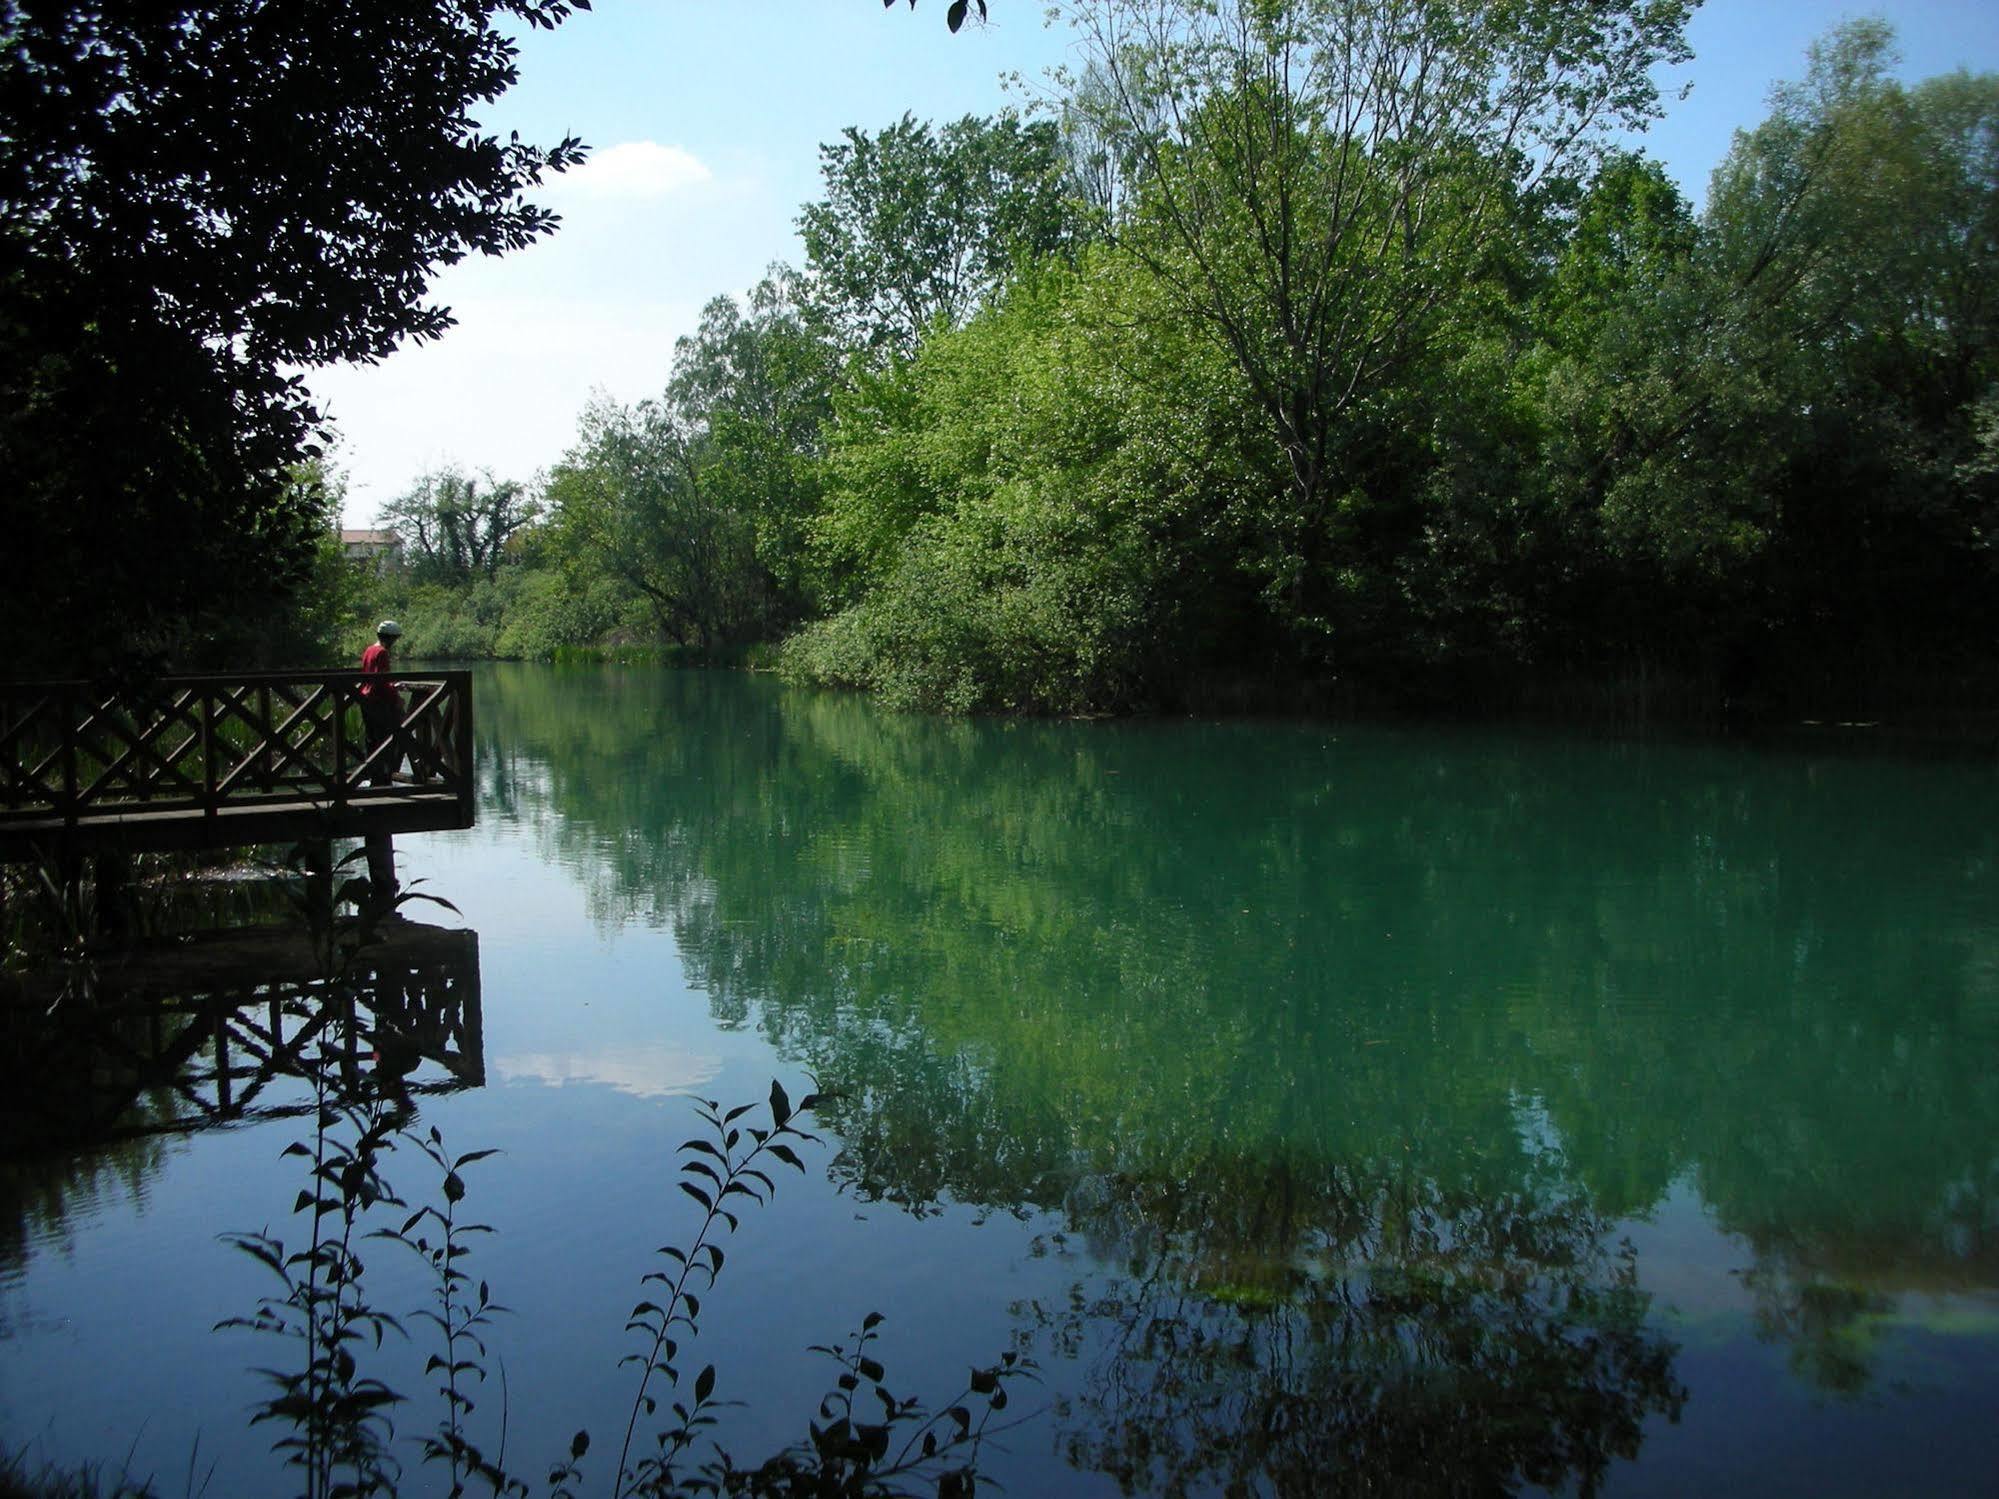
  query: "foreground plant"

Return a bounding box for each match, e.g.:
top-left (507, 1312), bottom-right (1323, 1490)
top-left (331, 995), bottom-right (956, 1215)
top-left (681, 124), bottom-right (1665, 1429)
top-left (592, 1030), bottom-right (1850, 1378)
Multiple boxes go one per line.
top-left (218, 1038), bottom-right (408, 1499)
top-left (712, 1314), bottom-right (1032, 1497)
top-left (223, 1069), bottom-right (1027, 1498)
top-left (384, 1127), bottom-right (510, 1496)
top-left (612, 1080), bottom-right (827, 1497)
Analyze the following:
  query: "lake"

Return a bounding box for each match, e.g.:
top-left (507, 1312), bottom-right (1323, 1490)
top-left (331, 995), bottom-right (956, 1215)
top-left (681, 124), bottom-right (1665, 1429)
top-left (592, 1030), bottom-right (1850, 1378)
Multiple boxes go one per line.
top-left (4, 663), bottom-right (1997, 1496)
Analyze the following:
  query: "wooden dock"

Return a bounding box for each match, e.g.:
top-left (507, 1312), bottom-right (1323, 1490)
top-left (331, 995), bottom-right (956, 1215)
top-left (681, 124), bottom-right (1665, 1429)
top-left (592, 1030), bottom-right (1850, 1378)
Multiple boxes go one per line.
top-left (0, 670), bottom-right (475, 861)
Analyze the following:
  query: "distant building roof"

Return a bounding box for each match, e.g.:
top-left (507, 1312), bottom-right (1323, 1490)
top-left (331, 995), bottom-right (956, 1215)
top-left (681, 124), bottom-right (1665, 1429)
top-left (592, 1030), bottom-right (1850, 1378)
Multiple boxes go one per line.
top-left (341, 529), bottom-right (400, 547)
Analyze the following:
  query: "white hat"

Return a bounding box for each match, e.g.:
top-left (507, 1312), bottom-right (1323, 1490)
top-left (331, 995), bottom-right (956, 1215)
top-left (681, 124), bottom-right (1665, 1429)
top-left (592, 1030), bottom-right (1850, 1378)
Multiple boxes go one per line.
top-left (377, 619), bottom-right (403, 637)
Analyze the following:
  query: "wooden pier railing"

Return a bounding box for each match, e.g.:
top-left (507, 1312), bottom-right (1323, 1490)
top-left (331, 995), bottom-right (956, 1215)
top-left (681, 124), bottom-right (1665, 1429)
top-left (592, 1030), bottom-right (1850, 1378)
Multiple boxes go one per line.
top-left (0, 670), bottom-right (475, 859)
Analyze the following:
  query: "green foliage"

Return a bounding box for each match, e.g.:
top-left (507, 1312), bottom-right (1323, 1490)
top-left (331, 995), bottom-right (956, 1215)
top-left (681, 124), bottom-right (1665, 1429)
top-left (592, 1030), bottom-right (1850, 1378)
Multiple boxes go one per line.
top-left (393, 577), bottom-right (517, 661)
top-left (379, 468), bottom-right (540, 584)
top-left (664, 271), bottom-right (842, 620)
top-left (791, 16), bottom-right (1999, 717)
top-left (0, 0), bottom-right (586, 674)
top-left (788, 255), bottom-right (1270, 712)
top-left (211, 462), bottom-right (381, 669)
top-left (544, 399), bottom-right (768, 655)
top-left (494, 567), bottom-right (637, 660)
top-left (799, 110), bottom-right (1083, 357)
top-left (540, 273), bottom-right (840, 657)
top-left (280, 16), bottom-right (1999, 721)
top-left (1055, 0), bottom-right (1696, 624)
top-left (1518, 21), bottom-right (1999, 702)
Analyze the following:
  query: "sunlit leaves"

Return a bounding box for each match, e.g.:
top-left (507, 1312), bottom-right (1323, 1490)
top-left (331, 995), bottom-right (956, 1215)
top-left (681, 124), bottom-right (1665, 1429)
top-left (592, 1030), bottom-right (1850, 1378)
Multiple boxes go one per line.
top-left (799, 110), bottom-right (1080, 358)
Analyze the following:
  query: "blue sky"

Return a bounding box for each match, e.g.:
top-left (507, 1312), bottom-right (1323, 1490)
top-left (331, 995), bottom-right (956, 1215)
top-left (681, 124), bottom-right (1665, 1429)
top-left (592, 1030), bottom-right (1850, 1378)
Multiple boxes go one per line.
top-left (314, 1), bottom-right (1999, 525)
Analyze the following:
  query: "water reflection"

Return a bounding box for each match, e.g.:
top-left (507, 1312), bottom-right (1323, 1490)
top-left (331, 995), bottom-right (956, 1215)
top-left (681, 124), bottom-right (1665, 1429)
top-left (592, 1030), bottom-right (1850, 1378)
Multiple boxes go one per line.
top-left (477, 664), bottom-right (1999, 1419)
top-left (1034, 1156), bottom-right (1681, 1496)
top-left (0, 918), bottom-right (483, 1277)
top-left (7, 665), bottom-right (1996, 1493)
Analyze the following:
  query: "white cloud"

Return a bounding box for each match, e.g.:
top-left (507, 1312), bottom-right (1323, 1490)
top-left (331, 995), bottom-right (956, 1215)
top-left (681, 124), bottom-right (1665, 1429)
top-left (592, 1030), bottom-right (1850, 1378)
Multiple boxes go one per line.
top-left (554, 140), bottom-right (712, 199)
top-left (494, 1041), bottom-right (722, 1099)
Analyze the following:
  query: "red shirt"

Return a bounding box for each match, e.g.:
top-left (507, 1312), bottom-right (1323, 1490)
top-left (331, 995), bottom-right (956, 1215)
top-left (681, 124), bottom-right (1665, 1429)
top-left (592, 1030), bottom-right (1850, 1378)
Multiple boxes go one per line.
top-left (359, 642), bottom-right (403, 707)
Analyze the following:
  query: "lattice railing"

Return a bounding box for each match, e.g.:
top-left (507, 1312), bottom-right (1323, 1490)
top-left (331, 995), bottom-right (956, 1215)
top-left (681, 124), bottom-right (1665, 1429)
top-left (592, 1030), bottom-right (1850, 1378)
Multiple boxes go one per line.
top-left (0, 670), bottom-right (474, 831)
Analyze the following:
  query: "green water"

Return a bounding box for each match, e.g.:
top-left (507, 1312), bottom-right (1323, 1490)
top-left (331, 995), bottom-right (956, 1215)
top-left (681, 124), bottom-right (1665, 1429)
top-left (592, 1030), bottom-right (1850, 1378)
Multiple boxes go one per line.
top-left (489, 663), bottom-right (1999, 1243)
top-left (5, 663), bottom-right (1997, 1495)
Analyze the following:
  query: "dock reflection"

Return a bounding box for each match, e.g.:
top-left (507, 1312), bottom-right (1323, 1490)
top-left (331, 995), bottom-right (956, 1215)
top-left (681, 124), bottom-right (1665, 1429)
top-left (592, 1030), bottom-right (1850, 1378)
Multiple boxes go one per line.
top-left (1, 918), bottom-right (483, 1150)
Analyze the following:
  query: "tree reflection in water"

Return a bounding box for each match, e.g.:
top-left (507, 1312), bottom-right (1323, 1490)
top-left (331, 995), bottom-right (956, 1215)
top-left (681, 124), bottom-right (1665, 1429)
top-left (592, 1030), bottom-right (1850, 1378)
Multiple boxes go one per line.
top-left (469, 664), bottom-right (1999, 1423)
top-left (18, 663), bottom-right (1984, 1492)
top-left (1029, 1156), bottom-right (1682, 1497)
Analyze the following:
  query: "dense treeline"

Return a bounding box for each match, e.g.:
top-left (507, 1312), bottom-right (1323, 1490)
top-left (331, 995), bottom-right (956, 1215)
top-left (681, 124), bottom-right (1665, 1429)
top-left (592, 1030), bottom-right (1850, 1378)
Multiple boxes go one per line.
top-left (358, 7), bottom-right (1996, 721)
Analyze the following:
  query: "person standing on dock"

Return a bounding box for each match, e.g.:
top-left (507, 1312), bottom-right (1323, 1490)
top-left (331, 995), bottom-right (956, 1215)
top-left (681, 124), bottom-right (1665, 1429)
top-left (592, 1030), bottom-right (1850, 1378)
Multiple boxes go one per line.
top-left (358, 619), bottom-right (404, 905)
top-left (358, 619), bottom-right (405, 784)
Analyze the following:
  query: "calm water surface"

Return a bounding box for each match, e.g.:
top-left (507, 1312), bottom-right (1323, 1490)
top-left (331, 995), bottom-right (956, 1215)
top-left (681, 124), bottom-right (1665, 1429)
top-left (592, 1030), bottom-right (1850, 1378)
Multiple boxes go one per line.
top-left (4, 664), bottom-right (1997, 1495)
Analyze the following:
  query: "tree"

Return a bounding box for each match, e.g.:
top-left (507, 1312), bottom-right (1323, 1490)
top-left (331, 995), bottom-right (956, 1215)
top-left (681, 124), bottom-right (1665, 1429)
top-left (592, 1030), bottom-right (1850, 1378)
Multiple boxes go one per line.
top-left (0, 0), bottom-right (588, 672)
top-left (1056, 0), bottom-right (1695, 651)
top-left (381, 469), bottom-right (540, 583)
top-left (1529, 23), bottom-right (1999, 702)
top-left (663, 270), bottom-right (841, 618)
top-left (546, 398), bottom-right (770, 654)
top-left (798, 111), bottom-right (1081, 358)
top-left (789, 251), bottom-right (1278, 712)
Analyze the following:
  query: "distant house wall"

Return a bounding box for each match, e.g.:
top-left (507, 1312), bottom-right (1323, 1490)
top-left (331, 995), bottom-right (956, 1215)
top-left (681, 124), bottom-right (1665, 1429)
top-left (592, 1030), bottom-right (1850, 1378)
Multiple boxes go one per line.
top-left (340, 528), bottom-right (403, 573)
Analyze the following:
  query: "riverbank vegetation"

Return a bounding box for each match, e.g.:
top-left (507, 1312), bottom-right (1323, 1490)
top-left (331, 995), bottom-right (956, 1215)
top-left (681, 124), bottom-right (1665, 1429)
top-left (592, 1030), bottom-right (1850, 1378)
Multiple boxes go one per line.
top-left (14, 3), bottom-right (1994, 724)
top-left (331, 8), bottom-right (1999, 723)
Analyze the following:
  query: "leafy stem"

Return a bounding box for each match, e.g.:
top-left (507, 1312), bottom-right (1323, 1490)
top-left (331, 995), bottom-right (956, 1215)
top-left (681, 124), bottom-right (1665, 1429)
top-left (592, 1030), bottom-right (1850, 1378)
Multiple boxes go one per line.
top-left (613, 1078), bottom-right (825, 1498)
top-left (383, 1126), bottom-right (511, 1495)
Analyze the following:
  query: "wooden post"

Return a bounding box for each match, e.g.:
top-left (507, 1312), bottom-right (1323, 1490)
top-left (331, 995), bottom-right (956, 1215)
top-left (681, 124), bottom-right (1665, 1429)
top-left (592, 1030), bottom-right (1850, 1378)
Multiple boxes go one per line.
top-left (213, 1004), bottom-right (232, 1114)
top-left (93, 850), bottom-right (135, 939)
top-left (199, 687), bottom-right (216, 832)
top-left (366, 831), bottom-right (396, 910)
top-left (454, 671), bottom-right (475, 825)
top-left (302, 838), bottom-right (332, 931)
top-left (332, 682), bottom-right (348, 816)
top-left (259, 683), bottom-right (273, 792)
top-left (458, 930), bottom-right (485, 1086)
top-left (60, 684), bottom-right (78, 832)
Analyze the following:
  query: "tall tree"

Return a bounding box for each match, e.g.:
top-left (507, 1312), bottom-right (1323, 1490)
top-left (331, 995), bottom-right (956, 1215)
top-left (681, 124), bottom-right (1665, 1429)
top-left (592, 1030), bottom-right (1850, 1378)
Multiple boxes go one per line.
top-left (1620, 23), bottom-right (1998, 690)
top-left (1058, 0), bottom-right (1695, 648)
top-left (0, 0), bottom-right (587, 671)
top-left (798, 111), bottom-right (1081, 358)
top-left (665, 270), bottom-right (841, 618)
top-left (544, 273), bottom-right (839, 650)
top-left (381, 469), bottom-right (540, 582)
top-left (546, 399), bottom-right (768, 654)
